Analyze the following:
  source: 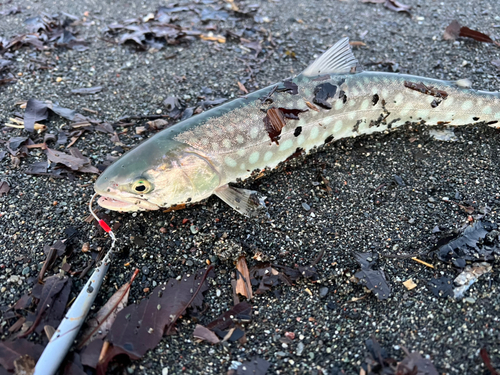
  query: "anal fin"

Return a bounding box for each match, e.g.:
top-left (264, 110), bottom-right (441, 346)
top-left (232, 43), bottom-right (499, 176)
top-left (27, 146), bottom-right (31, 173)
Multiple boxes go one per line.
top-left (214, 184), bottom-right (267, 218)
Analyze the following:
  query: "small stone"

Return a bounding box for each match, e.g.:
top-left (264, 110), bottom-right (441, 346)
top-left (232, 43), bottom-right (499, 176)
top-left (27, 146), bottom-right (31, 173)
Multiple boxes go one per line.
top-left (302, 202), bottom-right (311, 211)
top-left (0, 287), bottom-right (6, 293)
top-left (22, 266), bottom-right (30, 275)
top-left (275, 351), bottom-right (287, 357)
top-left (56, 77), bottom-right (63, 82)
top-left (408, 218), bottom-right (415, 224)
top-left (308, 352), bottom-right (315, 360)
top-left (428, 197), bottom-right (436, 203)
top-left (186, 260), bottom-right (193, 266)
top-left (190, 225), bottom-right (199, 234)
top-left (464, 297), bottom-right (476, 304)
top-left (296, 342), bottom-right (305, 356)
top-left (159, 227), bottom-right (167, 234)
top-left (319, 287), bottom-right (329, 298)
top-left (162, 368), bottom-right (169, 375)
top-left (82, 242), bottom-right (90, 252)
top-left (142, 266), bottom-right (150, 275)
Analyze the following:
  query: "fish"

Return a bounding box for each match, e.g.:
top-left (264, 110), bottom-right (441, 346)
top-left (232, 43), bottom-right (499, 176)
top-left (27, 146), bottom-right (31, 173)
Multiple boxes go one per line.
top-left (94, 38), bottom-right (500, 216)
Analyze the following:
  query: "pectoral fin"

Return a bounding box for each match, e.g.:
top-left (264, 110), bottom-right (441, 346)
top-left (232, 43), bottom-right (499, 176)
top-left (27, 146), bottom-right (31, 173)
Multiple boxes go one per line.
top-left (214, 184), bottom-right (267, 217)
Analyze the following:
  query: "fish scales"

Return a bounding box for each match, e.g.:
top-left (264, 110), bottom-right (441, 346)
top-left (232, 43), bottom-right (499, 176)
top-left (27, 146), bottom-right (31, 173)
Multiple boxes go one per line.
top-left (175, 72), bottom-right (500, 184)
top-left (94, 38), bottom-right (500, 214)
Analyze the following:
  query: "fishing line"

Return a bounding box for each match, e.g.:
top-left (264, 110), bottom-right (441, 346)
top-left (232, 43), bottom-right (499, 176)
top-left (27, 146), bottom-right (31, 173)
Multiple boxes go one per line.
top-left (89, 192), bottom-right (117, 244)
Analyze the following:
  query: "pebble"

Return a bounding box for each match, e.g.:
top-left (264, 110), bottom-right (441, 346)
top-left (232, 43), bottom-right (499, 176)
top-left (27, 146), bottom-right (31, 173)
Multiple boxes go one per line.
top-left (7, 275), bottom-right (20, 284)
top-left (275, 351), bottom-right (287, 357)
top-left (296, 342), bottom-right (305, 356)
top-left (142, 266), bottom-right (150, 275)
top-left (319, 287), bottom-right (329, 298)
top-left (190, 225), bottom-right (199, 234)
top-left (464, 297), bottom-right (476, 304)
top-left (162, 368), bottom-right (169, 375)
top-left (22, 266), bottom-right (30, 275)
top-left (302, 202), bottom-right (311, 211)
top-left (186, 260), bottom-right (193, 266)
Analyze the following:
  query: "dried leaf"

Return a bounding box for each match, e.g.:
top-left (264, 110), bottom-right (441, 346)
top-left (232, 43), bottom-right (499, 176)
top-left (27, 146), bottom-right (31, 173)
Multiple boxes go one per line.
top-left (79, 279), bottom-right (132, 347)
top-left (24, 99), bottom-right (48, 132)
top-left (443, 20), bottom-right (461, 41)
top-left (480, 348), bottom-right (500, 375)
top-left (0, 340), bottom-right (44, 372)
top-left (193, 324), bottom-right (220, 344)
top-left (46, 148), bottom-right (86, 170)
top-left (354, 252), bottom-right (391, 300)
top-left (235, 357), bottom-right (270, 375)
top-left (460, 26), bottom-right (495, 44)
top-left (437, 221), bottom-right (499, 265)
top-left (99, 268), bottom-right (212, 372)
top-left (397, 349), bottom-right (439, 375)
top-left (444, 20), bottom-right (499, 45)
top-left (428, 276), bottom-right (453, 298)
top-left (206, 302), bottom-right (252, 332)
top-left (313, 82), bottom-right (338, 109)
top-left (22, 275), bottom-right (72, 336)
top-left (0, 181), bottom-right (10, 196)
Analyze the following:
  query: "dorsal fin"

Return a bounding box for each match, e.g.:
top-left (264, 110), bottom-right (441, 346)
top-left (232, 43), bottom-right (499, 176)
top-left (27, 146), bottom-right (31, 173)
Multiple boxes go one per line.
top-left (301, 37), bottom-right (358, 77)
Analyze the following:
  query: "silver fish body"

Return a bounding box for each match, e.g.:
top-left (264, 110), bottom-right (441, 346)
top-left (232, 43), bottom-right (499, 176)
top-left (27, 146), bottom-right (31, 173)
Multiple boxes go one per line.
top-left (95, 38), bottom-right (500, 215)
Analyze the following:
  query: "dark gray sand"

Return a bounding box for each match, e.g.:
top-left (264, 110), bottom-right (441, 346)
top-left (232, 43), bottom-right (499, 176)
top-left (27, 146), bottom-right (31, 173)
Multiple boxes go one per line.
top-left (1, 0), bottom-right (499, 373)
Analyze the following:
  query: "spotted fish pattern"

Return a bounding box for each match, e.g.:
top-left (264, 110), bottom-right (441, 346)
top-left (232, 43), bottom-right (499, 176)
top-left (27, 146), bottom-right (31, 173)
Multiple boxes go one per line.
top-left (94, 38), bottom-right (500, 214)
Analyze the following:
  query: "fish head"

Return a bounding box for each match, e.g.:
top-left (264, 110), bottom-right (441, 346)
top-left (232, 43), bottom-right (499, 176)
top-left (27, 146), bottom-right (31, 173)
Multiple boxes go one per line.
top-left (94, 138), bottom-right (221, 212)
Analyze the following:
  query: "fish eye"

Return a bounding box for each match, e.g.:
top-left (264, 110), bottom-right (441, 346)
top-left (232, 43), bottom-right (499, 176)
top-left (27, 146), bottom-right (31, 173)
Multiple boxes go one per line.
top-left (131, 179), bottom-right (152, 194)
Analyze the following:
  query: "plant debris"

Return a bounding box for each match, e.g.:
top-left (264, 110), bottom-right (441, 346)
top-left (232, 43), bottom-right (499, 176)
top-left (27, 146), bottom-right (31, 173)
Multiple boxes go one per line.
top-left (2, 13), bottom-right (88, 53)
top-left (437, 221), bottom-right (500, 267)
top-left (104, 7), bottom-right (194, 50)
top-left (0, 340), bottom-right (44, 372)
top-left (22, 275), bottom-right (72, 337)
top-left (98, 267), bottom-right (213, 372)
top-left (444, 20), bottom-right (500, 46)
top-left (428, 276), bottom-right (453, 298)
top-left (361, 0), bottom-right (411, 15)
top-left (249, 262), bottom-right (318, 295)
top-left (193, 324), bottom-right (220, 344)
top-left (353, 252), bottom-right (391, 300)
top-left (45, 147), bottom-right (99, 174)
top-left (0, 180), bottom-right (10, 196)
top-left (79, 272), bottom-right (137, 348)
top-left (263, 107), bottom-right (308, 144)
top-left (235, 255), bottom-right (253, 300)
top-left (70, 86), bottom-right (103, 95)
top-left (453, 262), bottom-right (492, 299)
top-left (363, 336), bottom-right (438, 375)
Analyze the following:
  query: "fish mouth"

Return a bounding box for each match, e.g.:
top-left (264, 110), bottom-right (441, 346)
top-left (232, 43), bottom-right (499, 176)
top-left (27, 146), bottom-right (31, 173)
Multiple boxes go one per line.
top-left (97, 195), bottom-right (160, 212)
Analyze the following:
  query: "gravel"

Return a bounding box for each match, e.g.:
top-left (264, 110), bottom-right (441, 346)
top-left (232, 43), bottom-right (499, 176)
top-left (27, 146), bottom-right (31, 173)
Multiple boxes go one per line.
top-left (1, 0), bottom-right (500, 374)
